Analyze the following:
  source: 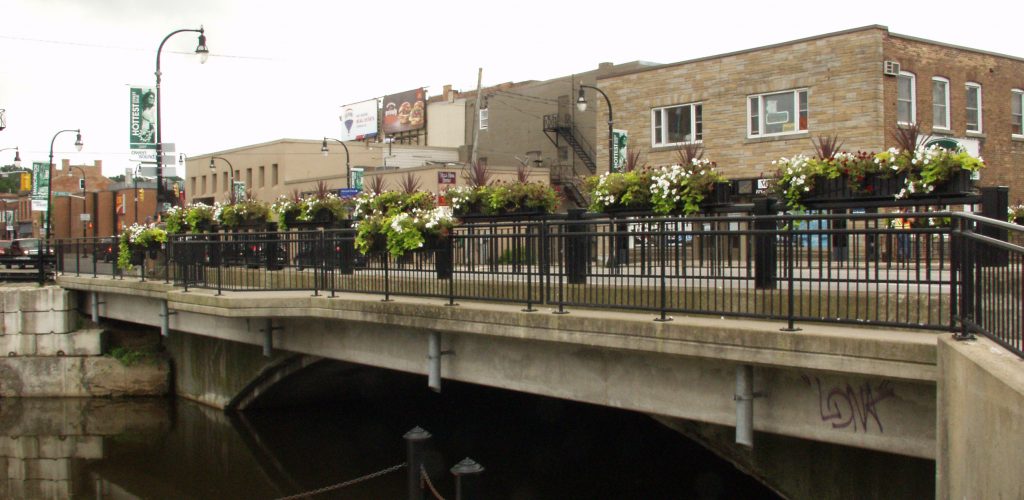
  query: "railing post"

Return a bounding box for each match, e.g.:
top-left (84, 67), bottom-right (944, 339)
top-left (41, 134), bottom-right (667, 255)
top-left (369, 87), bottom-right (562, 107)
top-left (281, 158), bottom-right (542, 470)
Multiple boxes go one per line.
top-left (523, 223), bottom-right (535, 312)
top-left (955, 216), bottom-right (976, 340)
top-left (311, 229), bottom-right (322, 297)
top-left (979, 186), bottom-right (1009, 267)
top-left (655, 220), bottom-right (671, 322)
top-left (92, 237), bottom-right (98, 278)
top-left (75, 239), bottom-right (81, 277)
top-left (752, 198), bottom-right (777, 290)
top-left (782, 217), bottom-right (800, 332)
top-left (565, 208), bottom-right (588, 285)
top-left (451, 458), bottom-right (485, 500)
top-left (339, 220), bottom-right (354, 275)
top-left (164, 236), bottom-right (171, 284)
top-left (383, 250), bottom-right (392, 302)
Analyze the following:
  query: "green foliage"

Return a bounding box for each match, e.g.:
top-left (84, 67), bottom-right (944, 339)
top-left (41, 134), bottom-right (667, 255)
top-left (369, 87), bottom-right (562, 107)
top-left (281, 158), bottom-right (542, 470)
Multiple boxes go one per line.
top-left (216, 199), bottom-right (270, 228)
top-left (586, 170), bottom-right (654, 212)
top-left (109, 346), bottom-right (157, 366)
top-left (649, 159), bottom-right (726, 215)
top-left (1008, 203), bottom-right (1024, 224)
top-left (352, 190), bottom-right (454, 257)
top-left (117, 224), bottom-right (167, 270)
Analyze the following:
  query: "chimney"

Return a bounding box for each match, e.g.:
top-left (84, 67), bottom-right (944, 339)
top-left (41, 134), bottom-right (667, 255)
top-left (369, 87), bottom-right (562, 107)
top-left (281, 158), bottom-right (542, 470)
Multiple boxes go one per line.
top-left (443, 84), bottom-right (455, 103)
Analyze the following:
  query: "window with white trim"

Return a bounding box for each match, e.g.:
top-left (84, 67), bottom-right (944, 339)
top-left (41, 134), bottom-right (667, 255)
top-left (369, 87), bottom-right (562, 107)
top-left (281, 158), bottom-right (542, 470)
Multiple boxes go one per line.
top-left (932, 77), bottom-right (949, 130)
top-left (651, 103), bottom-right (702, 146)
top-left (1012, 89), bottom-right (1023, 137)
top-left (747, 90), bottom-right (807, 137)
top-left (897, 72), bottom-right (916, 124)
top-left (966, 82), bottom-right (982, 133)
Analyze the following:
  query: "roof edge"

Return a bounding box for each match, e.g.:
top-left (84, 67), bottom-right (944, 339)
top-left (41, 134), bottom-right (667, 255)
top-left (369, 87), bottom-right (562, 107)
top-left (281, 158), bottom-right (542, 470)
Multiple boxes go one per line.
top-left (887, 31), bottom-right (1024, 64)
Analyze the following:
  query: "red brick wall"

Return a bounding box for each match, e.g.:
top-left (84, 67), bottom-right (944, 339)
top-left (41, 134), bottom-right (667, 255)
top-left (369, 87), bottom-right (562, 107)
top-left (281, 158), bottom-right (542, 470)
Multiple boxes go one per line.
top-left (884, 35), bottom-right (1024, 201)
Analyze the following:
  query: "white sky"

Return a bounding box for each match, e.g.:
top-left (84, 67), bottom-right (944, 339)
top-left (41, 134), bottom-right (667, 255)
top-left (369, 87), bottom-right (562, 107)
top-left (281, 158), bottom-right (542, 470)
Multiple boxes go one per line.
top-left (0, 0), bottom-right (1020, 177)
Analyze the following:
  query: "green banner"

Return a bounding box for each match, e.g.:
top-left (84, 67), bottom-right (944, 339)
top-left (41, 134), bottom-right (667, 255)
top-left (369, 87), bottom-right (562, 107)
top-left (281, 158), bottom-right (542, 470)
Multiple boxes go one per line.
top-left (31, 161), bottom-right (49, 201)
top-left (129, 86), bottom-right (157, 151)
top-left (233, 181), bottom-right (246, 201)
top-left (612, 129), bottom-right (628, 173)
top-left (351, 168), bottom-right (364, 190)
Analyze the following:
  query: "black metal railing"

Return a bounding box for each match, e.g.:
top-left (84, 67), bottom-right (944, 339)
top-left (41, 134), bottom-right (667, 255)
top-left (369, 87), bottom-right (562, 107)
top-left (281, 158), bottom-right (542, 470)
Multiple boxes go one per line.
top-left (54, 210), bottom-right (1024, 358)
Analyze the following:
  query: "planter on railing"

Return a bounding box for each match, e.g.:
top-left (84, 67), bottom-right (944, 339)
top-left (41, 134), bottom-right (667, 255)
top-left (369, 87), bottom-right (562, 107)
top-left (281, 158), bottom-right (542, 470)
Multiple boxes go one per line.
top-left (425, 234), bottom-right (453, 280)
top-left (806, 173), bottom-right (904, 201)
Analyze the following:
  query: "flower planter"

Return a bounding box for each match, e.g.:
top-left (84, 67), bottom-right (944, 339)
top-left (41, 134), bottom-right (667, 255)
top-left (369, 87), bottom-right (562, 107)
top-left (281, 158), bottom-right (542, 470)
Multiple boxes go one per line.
top-left (807, 173), bottom-right (903, 202)
top-left (711, 182), bottom-right (731, 205)
top-left (936, 169), bottom-right (972, 195)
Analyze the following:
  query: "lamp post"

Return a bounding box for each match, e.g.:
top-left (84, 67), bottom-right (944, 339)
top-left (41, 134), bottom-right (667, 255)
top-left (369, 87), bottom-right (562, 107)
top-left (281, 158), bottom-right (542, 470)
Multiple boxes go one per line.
top-left (0, 147), bottom-right (21, 168)
top-left (209, 156), bottom-right (235, 203)
top-left (67, 166), bottom-right (87, 238)
top-left (43, 129), bottom-right (83, 284)
top-left (320, 137), bottom-right (351, 189)
top-left (155, 26), bottom-right (209, 218)
top-left (576, 84), bottom-right (615, 173)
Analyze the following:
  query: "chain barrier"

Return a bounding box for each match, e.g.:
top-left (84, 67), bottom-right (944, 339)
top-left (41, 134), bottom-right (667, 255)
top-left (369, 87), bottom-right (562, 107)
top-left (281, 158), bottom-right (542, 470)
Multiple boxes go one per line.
top-left (274, 462), bottom-right (407, 500)
top-left (420, 464), bottom-right (447, 500)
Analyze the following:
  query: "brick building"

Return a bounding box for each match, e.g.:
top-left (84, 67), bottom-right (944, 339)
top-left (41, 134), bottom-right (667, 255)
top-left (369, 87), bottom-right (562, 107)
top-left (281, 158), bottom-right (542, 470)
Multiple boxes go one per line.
top-left (592, 25), bottom-right (1024, 202)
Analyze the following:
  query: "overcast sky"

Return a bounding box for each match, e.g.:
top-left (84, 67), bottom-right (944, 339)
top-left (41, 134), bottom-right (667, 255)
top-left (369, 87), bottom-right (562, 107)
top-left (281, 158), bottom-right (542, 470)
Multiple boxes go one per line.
top-left (1, 0), bottom-right (1020, 177)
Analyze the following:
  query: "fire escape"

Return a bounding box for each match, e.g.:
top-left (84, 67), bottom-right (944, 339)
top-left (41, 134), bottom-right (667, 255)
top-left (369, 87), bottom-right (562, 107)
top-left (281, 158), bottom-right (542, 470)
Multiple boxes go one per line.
top-left (543, 112), bottom-right (595, 208)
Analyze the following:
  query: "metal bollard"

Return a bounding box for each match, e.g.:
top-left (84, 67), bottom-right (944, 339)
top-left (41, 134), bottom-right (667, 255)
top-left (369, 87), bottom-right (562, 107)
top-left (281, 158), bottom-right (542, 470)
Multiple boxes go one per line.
top-left (404, 427), bottom-right (432, 500)
top-left (451, 457), bottom-right (485, 500)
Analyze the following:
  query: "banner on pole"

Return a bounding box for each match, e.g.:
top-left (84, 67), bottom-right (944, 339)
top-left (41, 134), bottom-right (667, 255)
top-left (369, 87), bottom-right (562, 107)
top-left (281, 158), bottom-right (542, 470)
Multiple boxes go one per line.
top-left (129, 86), bottom-right (157, 154)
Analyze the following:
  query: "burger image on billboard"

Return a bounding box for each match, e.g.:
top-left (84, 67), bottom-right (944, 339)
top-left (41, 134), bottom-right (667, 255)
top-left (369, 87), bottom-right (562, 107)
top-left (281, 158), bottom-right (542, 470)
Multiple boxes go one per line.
top-left (383, 88), bottom-right (426, 134)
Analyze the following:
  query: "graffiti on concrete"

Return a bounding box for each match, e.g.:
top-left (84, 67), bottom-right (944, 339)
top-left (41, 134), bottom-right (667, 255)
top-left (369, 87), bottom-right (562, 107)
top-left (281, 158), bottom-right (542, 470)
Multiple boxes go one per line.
top-left (801, 375), bottom-right (896, 433)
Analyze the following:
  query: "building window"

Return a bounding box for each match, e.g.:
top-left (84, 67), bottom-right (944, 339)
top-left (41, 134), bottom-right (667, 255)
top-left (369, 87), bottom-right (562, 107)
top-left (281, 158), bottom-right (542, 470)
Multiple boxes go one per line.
top-left (190, 177), bottom-right (196, 197)
top-left (932, 77), bottom-right (949, 130)
top-left (651, 103), bottom-right (702, 146)
top-left (272, 164), bottom-right (278, 186)
top-left (202, 175), bottom-right (207, 194)
top-left (246, 168), bottom-right (252, 188)
top-left (748, 90), bottom-right (807, 137)
top-left (1013, 89), bottom-right (1024, 137)
top-left (897, 72), bottom-right (916, 125)
top-left (966, 82), bottom-right (982, 133)
top-left (223, 173), bottom-right (228, 191)
top-left (259, 166), bottom-right (265, 188)
top-left (211, 173), bottom-right (217, 193)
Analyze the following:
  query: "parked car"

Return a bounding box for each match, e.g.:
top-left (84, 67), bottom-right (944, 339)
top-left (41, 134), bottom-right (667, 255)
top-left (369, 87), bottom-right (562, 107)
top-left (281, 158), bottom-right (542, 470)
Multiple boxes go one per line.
top-left (0, 240), bottom-right (14, 268)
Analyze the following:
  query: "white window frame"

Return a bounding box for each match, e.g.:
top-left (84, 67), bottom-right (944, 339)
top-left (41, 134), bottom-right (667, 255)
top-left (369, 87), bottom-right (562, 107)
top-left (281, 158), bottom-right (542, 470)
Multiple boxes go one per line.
top-left (966, 82), bottom-right (983, 133)
top-left (897, 71), bottom-right (916, 125)
top-left (747, 89), bottom-right (808, 138)
top-left (1012, 89), bottom-right (1024, 138)
top-left (931, 77), bottom-right (950, 131)
top-left (651, 102), bottom-right (703, 147)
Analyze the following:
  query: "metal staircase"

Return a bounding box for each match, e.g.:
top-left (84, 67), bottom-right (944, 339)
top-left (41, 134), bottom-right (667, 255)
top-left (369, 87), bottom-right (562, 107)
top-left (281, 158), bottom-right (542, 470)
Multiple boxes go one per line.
top-left (543, 113), bottom-right (595, 208)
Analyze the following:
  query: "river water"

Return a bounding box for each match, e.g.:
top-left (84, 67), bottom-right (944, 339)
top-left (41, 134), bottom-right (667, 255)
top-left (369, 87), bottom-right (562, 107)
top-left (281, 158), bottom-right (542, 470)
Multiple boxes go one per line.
top-left (1, 369), bottom-right (779, 499)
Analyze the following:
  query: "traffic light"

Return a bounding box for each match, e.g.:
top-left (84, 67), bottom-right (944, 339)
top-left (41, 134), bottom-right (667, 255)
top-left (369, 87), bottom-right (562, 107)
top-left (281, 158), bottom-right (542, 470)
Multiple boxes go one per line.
top-left (79, 178), bottom-right (85, 190)
top-left (138, 188), bottom-right (144, 202)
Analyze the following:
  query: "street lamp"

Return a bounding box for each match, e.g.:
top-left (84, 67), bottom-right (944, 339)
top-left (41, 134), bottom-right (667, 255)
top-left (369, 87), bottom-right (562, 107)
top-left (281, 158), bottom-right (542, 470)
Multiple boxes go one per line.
top-left (67, 165), bottom-right (87, 238)
top-left (0, 147), bottom-right (21, 168)
top-left (209, 156), bottom-right (235, 203)
top-left (155, 26), bottom-right (209, 218)
top-left (320, 137), bottom-right (351, 189)
top-left (43, 129), bottom-right (83, 283)
top-left (576, 84), bottom-right (615, 173)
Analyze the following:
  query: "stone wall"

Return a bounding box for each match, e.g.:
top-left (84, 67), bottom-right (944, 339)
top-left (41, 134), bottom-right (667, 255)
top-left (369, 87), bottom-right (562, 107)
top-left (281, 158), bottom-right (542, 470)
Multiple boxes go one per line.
top-left (0, 286), bottom-right (167, 397)
top-left (937, 335), bottom-right (1024, 499)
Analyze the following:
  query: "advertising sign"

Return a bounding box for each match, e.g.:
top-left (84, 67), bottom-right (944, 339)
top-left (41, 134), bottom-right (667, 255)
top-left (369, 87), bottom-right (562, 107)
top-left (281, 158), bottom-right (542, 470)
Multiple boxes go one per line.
top-left (19, 172), bottom-right (31, 192)
top-left (31, 162), bottom-right (48, 202)
top-left (340, 99), bottom-right (379, 141)
top-left (612, 129), bottom-right (628, 173)
top-left (382, 88), bottom-right (426, 135)
top-left (116, 193), bottom-right (125, 215)
top-left (129, 86), bottom-right (157, 153)
top-left (233, 181), bottom-right (246, 202)
top-left (351, 167), bottom-right (364, 191)
top-left (437, 171), bottom-right (456, 187)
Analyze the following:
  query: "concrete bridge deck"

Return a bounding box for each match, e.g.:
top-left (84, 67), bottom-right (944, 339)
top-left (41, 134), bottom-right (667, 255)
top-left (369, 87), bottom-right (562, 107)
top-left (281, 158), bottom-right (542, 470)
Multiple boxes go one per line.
top-left (58, 274), bottom-right (940, 461)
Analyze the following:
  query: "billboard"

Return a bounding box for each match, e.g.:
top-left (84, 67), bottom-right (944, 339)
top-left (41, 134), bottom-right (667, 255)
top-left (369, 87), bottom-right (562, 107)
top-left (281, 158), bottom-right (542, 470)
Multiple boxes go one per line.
top-left (129, 86), bottom-right (157, 153)
top-left (382, 88), bottom-right (426, 135)
top-left (340, 99), bottom-right (379, 141)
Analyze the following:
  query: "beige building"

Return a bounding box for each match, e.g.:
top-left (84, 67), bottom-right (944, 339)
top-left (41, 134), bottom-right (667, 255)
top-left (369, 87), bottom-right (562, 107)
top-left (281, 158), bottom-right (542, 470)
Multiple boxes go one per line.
top-left (593, 25), bottom-right (1024, 201)
top-left (185, 139), bottom-right (460, 204)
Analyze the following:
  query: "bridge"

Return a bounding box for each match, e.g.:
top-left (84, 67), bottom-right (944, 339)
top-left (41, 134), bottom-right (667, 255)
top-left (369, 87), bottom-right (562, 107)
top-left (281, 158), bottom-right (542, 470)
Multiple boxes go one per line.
top-left (52, 209), bottom-right (1024, 498)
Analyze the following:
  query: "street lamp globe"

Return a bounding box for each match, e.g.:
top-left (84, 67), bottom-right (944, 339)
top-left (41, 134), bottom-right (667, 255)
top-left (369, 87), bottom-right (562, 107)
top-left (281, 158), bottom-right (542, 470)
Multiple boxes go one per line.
top-left (74, 133), bottom-right (83, 152)
top-left (321, 138), bottom-right (329, 157)
top-left (12, 148), bottom-right (21, 169)
top-left (576, 88), bottom-right (587, 112)
top-left (208, 158), bottom-right (216, 170)
top-left (196, 31), bottom-right (210, 64)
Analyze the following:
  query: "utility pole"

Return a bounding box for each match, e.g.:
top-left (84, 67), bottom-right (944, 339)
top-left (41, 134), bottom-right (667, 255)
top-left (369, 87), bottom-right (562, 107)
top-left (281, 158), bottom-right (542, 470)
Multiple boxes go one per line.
top-left (470, 68), bottom-right (483, 165)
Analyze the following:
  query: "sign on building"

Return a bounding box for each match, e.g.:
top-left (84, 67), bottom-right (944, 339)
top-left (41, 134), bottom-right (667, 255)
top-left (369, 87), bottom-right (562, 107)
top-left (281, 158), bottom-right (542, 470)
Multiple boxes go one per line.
top-left (382, 88), bottom-right (426, 135)
top-left (31, 162), bottom-right (48, 204)
top-left (340, 99), bottom-right (379, 141)
top-left (351, 168), bottom-right (364, 191)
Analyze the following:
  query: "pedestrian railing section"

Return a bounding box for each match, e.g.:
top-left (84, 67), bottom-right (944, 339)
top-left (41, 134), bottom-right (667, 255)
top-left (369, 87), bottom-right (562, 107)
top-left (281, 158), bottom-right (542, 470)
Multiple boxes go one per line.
top-left (54, 210), bottom-right (1024, 358)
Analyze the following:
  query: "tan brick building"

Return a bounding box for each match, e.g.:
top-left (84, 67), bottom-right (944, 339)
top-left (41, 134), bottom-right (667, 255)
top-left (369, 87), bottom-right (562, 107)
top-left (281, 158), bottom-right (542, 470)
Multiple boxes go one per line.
top-left (593, 25), bottom-right (1024, 202)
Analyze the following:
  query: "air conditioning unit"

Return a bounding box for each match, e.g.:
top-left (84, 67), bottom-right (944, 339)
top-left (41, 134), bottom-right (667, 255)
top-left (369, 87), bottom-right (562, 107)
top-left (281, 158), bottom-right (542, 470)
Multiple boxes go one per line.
top-left (883, 60), bottom-right (901, 76)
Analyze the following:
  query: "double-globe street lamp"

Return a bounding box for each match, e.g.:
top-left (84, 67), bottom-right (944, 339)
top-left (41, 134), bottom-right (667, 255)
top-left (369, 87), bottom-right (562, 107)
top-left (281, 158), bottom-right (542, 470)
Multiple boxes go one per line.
top-left (576, 84), bottom-right (614, 173)
top-left (320, 137), bottom-right (351, 189)
top-left (43, 129), bottom-right (83, 283)
top-left (209, 156), bottom-right (236, 203)
top-left (155, 27), bottom-right (209, 218)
